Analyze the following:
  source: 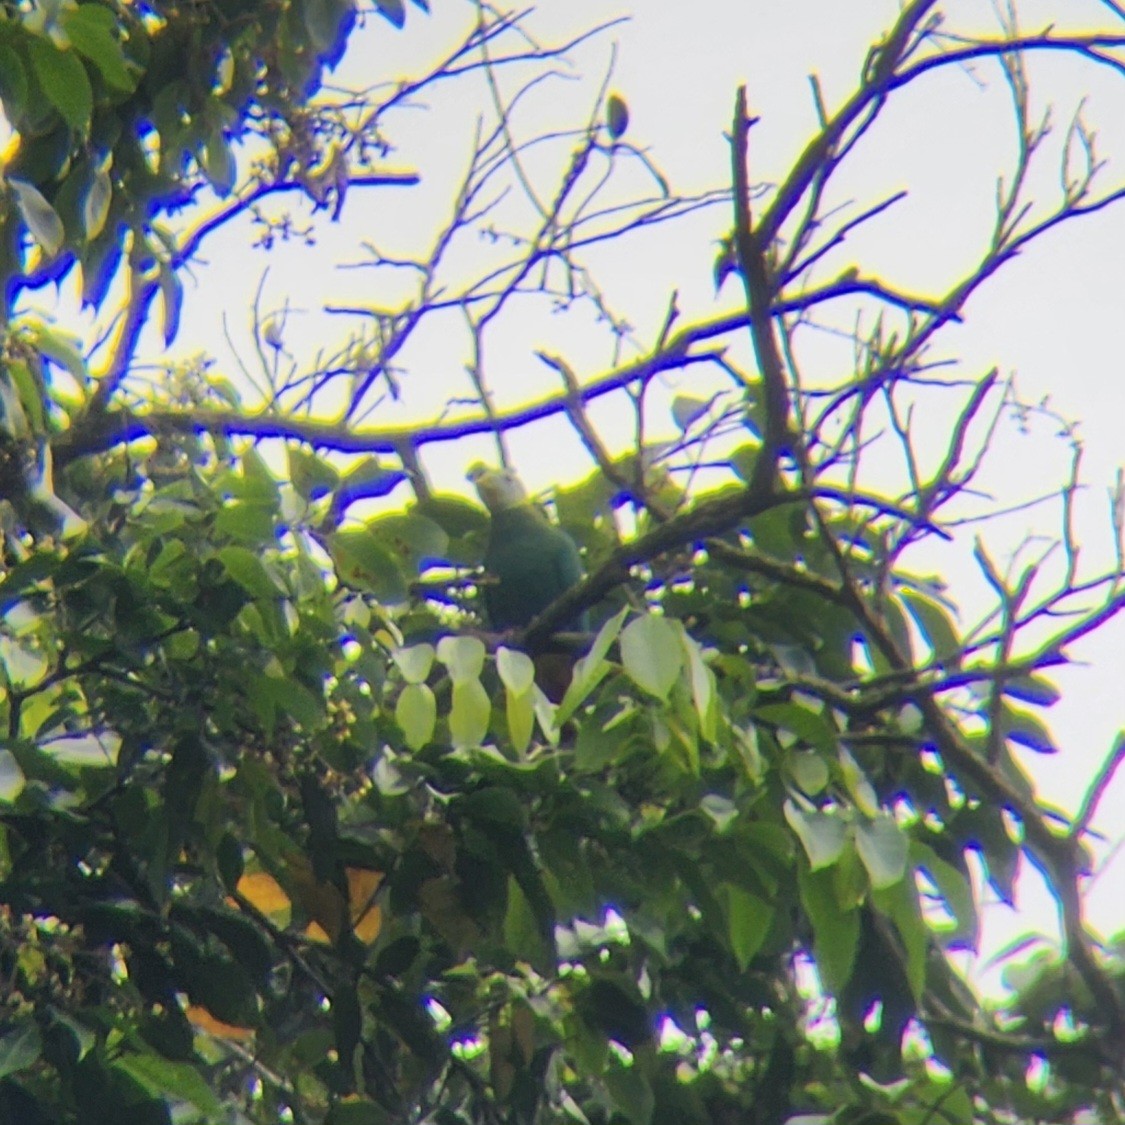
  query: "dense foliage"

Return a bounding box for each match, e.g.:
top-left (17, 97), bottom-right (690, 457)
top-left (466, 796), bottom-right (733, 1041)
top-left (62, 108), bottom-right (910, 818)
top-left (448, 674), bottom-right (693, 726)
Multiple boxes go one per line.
top-left (0, 0), bottom-right (424, 310)
top-left (0, 2), bottom-right (1123, 1123)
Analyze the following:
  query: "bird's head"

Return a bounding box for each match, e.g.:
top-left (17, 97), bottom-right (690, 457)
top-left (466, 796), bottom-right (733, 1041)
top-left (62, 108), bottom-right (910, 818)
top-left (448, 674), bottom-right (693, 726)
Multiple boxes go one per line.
top-left (467, 463), bottom-right (529, 512)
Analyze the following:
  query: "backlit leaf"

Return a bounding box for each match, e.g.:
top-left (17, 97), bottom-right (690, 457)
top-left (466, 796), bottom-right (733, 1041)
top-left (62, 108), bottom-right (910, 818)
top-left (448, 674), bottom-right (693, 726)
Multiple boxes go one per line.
top-left (10, 179), bottom-right (64, 256)
top-left (854, 813), bottom-right (908, 889)
top-left (0, 750), bottom-right (26, 802)
top-left (396, 682), bottom-right (435, 750)
top-left (82, 164), bottom-right (111, 239)
top-left (784, 800), bottom-right (847, 870)
top-left (392, 643), bottom-right (434, 684)
top-left (436, 634), bottom-right (486, 683)
top-left (450, 677), bottom-right (490, 748)
top-left (620, 613), bottom-right (682, 700)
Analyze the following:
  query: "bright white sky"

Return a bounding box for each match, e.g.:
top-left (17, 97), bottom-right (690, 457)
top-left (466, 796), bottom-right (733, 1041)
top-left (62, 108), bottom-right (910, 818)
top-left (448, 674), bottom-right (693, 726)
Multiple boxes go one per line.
top-left (39, 1), bottom-right (1125, 989)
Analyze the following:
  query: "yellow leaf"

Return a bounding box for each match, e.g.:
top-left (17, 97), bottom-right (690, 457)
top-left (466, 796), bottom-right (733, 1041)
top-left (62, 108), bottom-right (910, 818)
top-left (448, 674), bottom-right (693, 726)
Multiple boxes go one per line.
top-left (234, 870), bottom-right (292, 920)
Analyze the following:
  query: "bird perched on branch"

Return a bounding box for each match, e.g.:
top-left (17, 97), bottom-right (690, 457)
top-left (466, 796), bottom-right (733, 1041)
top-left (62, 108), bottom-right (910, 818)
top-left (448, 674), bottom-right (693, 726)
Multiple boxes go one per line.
top-left (467, 463), bottom-right (589, 635)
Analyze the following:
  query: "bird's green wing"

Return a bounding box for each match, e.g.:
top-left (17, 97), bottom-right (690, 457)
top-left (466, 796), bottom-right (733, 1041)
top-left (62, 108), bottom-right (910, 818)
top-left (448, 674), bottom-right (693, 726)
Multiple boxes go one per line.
top-left (550, 528), bottom-right (588, 630)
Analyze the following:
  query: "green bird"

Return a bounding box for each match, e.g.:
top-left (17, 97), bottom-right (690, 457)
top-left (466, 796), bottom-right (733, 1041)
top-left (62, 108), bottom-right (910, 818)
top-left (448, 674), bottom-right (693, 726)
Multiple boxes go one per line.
top-left (467, 463), bottom-right (589, 634)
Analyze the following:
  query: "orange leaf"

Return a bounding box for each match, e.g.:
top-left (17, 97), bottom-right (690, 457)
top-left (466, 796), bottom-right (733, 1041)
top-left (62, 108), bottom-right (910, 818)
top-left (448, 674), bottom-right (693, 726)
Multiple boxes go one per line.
top-left (346, 867), bottom-right (384, 943)
top-left (304, 867), bottom-right (384, 945)
top-left (185, 1004), bottom-right (256, 1042)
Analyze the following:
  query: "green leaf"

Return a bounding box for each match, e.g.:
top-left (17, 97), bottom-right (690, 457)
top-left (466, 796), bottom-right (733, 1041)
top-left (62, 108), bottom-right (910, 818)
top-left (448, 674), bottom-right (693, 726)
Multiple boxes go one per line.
top-left (732, 722), bottom-right (763, 781)
top-left (0, 1022), bottom-right (41, 1079)
top-left (373, 0), bottom-right (406, 28)
top-left (798, 865), bottom-right (859, 993)
top-left (784, 800), bottom-right (847, 870)
top-left (605, 1062), bottom-right (653, 1125)
top-left (412, 494), bottom-right (489, 537)
top-left (288, 445), bottom-right (340, 501)
top-left (497, 647), bottom-right (536, 753)
top-left (214, 499), bottom-right (277, 544)
top-left (729, 441), bottom-right (761, 482)
top-left (254, 674), bottom-right (324, 729)
top-left (496, 647), bottom-right (534, 695)
top-left (304, 0), bottom-right (352, 51)
top-left (882, 596), bottom-right (914, 662)
top-left (61, 5), bottom-right (138, 92)
top-left (899, 588), bottom-right (961, 666)
top-left (1000, 703), bottom-right (1058, 754)
top-left (366, 512), bottom-right (449, 570)
top-left (725, 887), bottom-right (773, 970)
top-left (202, 128), bottom-right (236, 195)
top-left (218, 546), bottom-right (278, 600)
top-left (81, 228), bottom-right (123, 307)
top-left (872, 878), bottom-right (927, 1002)
top-left (328, 1099), bottom-right (390, 1125)
top-left (787, 749), bottom-right (828, 795)
top-left (605, 92), bottom-right (630, 140)
top-left (854, 813), bottom-right (908, 889)
top-left (460, 786), bottom-right (527, 831)
top-left (756, 700), bottom-right (837, 753)
top-left (1001, 671), bottom-right (1060, 707)
top-left (556, 606), bottom-right (627, 724)
top-left (159, 263), bottom-right (182, 346)
top-left (679, 626), bottom-right (718, 742)
top-left (671, 393), bottom-right (709, 432)
top-left (436, 634), bottom-right (486, 683)
top-left (51, 1013), bottom-right (96, 1060)
top-left (700, 793), bottom-right (738, 832)
top-left (0, 45), bottom-right (29, 120)
top-left (450, 678), bottom-right (490, 748)
top-left (838, 746), bottom-right (879, 817)
top-left (43, 731), bottom-right (119, 767)
top-left (10, 179), bottom-right (64, 256)
top-left (395, 682), bottom-right (435, 750)
top-left (505, 688), bottom-right (535, 753)
top-left (620, 614), bottom-right (683, 700)
top-left (330, 528), bottom-right (408, 603)
top-left (503, 874), bottom-right (549, 968)
top-left (114, 1053), bottom-right (223, 1115)
top-left (5, 359), bottom-right (45, 434)
top-left (391, 643), bottom-right (434, 684)
top-left (913, 842), bottom-right (977, 947)
top-left (27, 35), bottom-right (92, 132)
top-left (29, 323), bottom-right (86, 382)
top-left (338, 456), bottom-right (406, 502)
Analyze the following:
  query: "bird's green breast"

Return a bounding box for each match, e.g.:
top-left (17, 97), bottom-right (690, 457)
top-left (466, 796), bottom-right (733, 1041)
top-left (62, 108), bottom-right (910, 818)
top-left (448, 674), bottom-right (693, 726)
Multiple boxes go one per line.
top-left (483, 506), bottom-right (587, 630)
